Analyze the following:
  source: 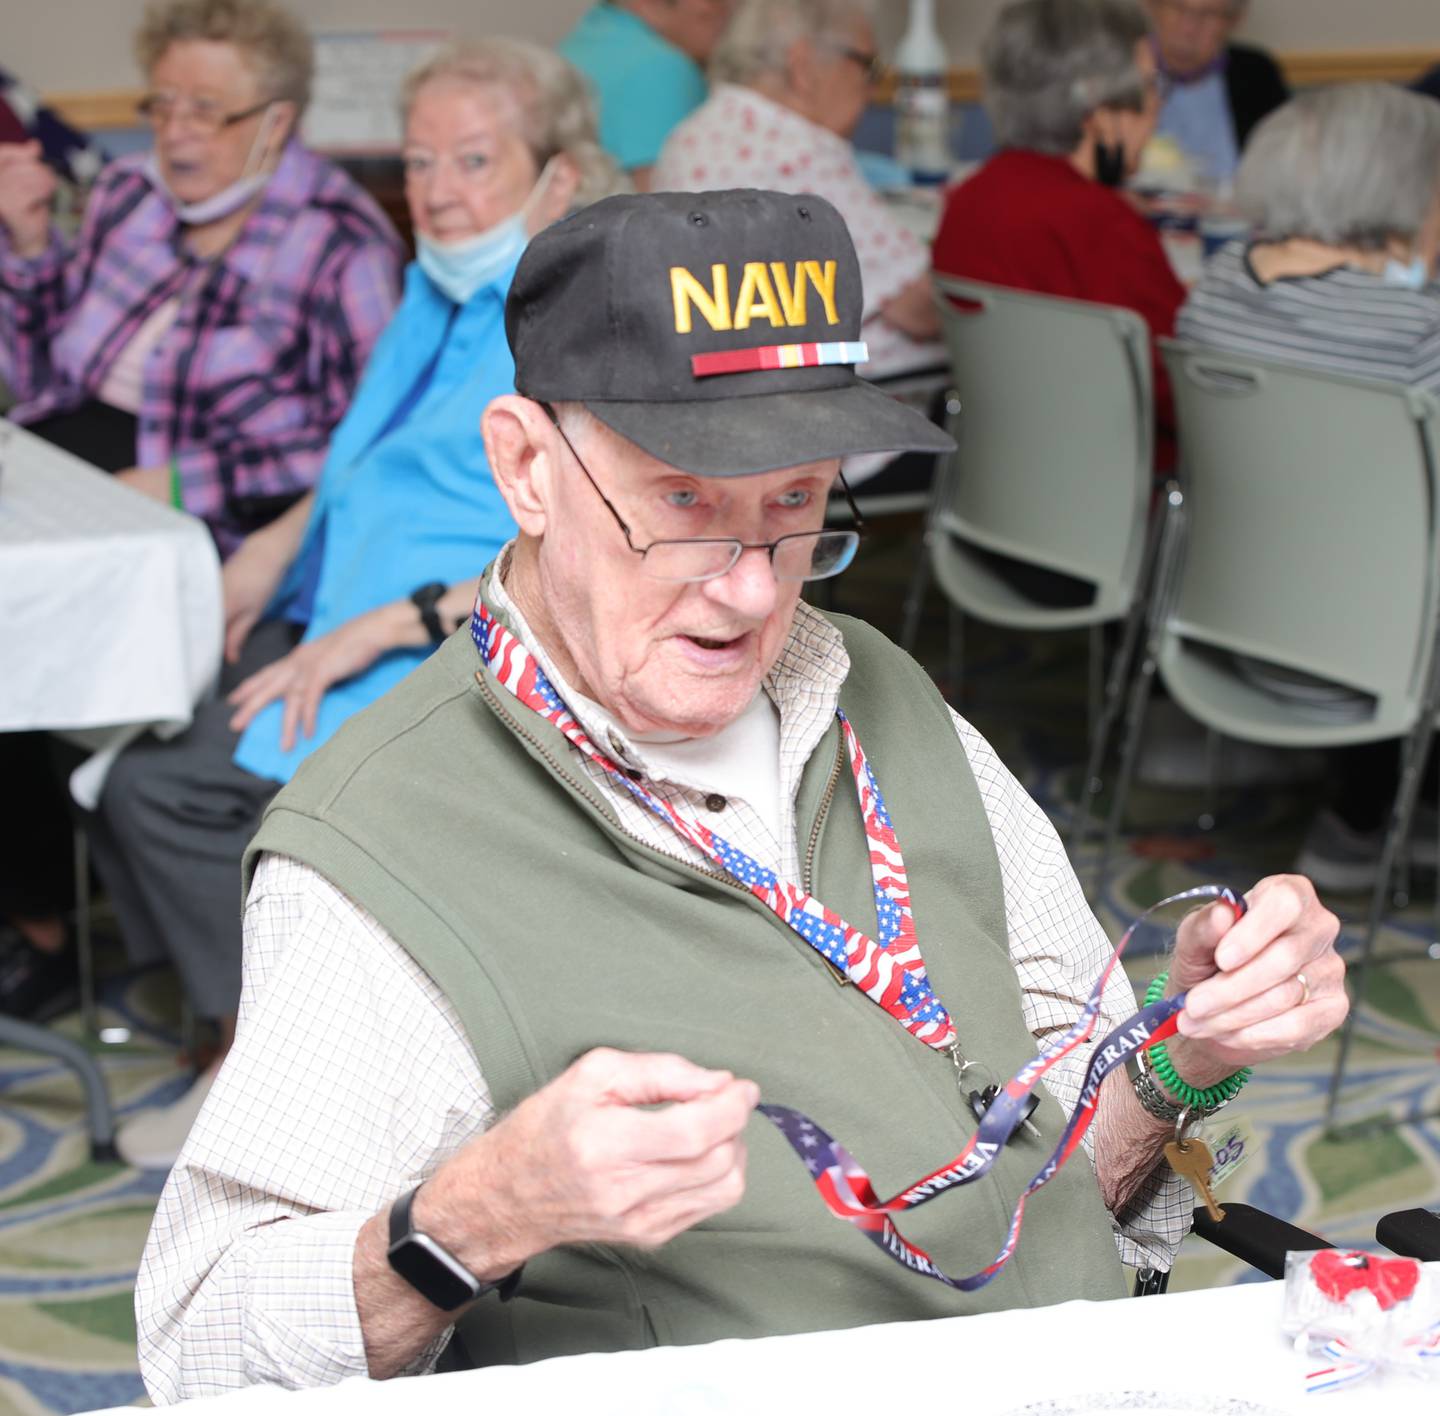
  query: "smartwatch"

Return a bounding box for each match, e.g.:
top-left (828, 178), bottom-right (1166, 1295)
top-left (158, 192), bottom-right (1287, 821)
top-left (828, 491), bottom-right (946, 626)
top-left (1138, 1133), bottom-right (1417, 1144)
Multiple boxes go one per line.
top-left (386, 1184), bottom-right (523, 1311)
top-left (409, 581), bottom-right (450, 643)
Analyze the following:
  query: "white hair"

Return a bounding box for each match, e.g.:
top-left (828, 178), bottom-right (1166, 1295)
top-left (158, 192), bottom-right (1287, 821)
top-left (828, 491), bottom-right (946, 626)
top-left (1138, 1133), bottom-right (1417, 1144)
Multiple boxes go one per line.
top-left (983, 0), bottom-right (1150, 156)
top-left (711, 0), bottom-right (874, 85)
top-left (1236, 84), bottom-right (1440, 250)
top-left (401, 39), bottom-right (622, 209)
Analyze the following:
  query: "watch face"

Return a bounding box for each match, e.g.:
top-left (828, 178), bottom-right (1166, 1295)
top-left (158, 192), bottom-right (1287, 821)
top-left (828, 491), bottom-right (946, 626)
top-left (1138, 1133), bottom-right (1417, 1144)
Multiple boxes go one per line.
top-left (388, 1234), bottom-right (479, 1312)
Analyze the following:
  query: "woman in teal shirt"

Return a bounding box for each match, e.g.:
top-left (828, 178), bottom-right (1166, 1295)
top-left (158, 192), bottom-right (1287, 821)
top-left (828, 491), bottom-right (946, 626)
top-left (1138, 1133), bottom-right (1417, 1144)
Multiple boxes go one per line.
top-left (89, 38), bottom-right (617, 1169)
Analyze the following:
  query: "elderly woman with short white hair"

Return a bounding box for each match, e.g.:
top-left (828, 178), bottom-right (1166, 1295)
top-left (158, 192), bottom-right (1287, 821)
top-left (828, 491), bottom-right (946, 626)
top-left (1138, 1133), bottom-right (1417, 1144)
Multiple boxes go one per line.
top-left (651, 0), bottom-right (941, 376)
top-left (87, 38), bottom-right (619, 1172)
top-left (1177, 81), bottom-right (1440, 896)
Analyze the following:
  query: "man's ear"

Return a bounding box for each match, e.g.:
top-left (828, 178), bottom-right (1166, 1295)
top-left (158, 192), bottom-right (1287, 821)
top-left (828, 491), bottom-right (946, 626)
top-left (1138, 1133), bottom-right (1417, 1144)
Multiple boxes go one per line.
top-left (482, 396), bottom-right (557, 536)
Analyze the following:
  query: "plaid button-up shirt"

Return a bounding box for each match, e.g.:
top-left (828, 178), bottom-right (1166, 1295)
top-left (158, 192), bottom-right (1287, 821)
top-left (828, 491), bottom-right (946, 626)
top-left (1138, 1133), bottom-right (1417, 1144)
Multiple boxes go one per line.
top-left (0, 143), bottom-right (403, 555)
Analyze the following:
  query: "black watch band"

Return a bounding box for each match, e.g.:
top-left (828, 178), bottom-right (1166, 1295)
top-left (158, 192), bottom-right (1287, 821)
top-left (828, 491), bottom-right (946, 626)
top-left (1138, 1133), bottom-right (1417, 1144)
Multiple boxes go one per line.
top-left (409, 581), bottom-right (449, 643)
top-left (385, 1184), bottom-right (523, 1312)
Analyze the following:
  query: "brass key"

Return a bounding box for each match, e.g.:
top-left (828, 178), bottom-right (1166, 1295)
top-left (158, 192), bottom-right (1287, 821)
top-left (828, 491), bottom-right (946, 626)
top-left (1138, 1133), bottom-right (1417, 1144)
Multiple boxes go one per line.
top-left (1164, 1136), bottom-right (1225, 1223)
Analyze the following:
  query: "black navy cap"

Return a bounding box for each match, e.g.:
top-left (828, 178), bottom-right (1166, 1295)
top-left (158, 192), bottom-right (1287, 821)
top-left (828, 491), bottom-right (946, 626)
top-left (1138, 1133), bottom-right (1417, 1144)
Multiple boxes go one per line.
top-left (505, 188), bottom-right (954, 476)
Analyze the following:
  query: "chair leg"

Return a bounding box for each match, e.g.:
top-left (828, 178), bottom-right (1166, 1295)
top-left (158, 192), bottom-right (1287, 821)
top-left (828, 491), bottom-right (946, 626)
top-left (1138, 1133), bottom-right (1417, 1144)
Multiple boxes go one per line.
top-left (1091, 487), bottom-right (1186, 896)
top-left (0, 1015), bottom-right (116, 1161)
top-left (900, 544), bottom-right (931, 653)
top-left (947, 605), bottom-right (964, 708)
top-left (1324, 717), bottom-right (1437, 1132)
top-left (73, 825), bottom-right (97, 1036)
top-left (1087, 625), bottom-right (1104, 750)
top-left (1070, 489), bottom-right (1176, 863)
top-left (1096, 650), bottom-right (1160, 899)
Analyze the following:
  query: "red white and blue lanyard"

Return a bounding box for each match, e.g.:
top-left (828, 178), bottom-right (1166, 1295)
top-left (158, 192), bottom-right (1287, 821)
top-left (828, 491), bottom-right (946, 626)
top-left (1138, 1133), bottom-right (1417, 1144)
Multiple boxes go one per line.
top-left (473, 599), bottom-right (1245, 1291)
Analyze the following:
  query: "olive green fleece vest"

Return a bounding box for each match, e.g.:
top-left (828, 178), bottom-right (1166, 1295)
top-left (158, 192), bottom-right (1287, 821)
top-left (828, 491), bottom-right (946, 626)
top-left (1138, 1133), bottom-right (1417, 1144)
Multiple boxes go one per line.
top-left (244, 607), bottom-right (1126, 1366)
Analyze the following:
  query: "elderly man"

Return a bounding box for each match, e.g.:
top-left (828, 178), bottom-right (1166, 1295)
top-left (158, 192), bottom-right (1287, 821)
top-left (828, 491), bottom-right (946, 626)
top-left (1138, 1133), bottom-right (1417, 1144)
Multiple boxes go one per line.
top-left (559, 0), bottom-right (734, 189)
top-left (1147, 0), bottom-right (1288, 183)
top-left (654, 0), bottom-right (941, 377)
top-left (136, 190), bottom-right (1345, 1399)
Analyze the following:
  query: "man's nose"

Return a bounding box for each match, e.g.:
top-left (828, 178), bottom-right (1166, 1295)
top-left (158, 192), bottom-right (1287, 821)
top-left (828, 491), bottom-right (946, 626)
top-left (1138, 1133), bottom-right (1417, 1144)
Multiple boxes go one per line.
top-left (701, 544), bottom-right (780, 621)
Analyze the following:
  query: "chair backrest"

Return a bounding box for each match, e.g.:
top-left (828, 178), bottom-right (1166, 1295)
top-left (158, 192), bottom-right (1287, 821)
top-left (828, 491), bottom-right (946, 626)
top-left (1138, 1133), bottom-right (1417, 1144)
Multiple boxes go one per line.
top-left (1158, 341), bottom-right (1440, 744)
top-left (927, 276), bottom-right (1154, 628)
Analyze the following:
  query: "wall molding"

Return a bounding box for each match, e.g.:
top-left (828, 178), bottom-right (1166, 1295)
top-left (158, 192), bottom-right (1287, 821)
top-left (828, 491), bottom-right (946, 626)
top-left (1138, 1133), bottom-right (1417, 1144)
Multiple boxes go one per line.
top-left (47, 49), bottom-right (1435, 131)
top-left (874, 47), bottom-right (1433, 106)
top-left (46, 89), bottom-right (143, 130)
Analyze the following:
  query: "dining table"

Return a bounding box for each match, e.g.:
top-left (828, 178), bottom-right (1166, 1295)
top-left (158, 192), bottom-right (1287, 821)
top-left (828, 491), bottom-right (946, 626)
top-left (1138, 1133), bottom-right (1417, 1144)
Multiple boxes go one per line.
top-left (0, 415), bottom-right (223, 1156)
top-left (82, 1273), bottom-right (1439, 1415)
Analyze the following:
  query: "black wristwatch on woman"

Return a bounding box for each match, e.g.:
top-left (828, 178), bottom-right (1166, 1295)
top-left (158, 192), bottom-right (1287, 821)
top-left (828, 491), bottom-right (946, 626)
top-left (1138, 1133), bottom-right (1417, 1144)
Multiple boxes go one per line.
top-left (386, 1184), bottom-right (523, 1311)
top-left (409, 581), bottom-right (450, 643)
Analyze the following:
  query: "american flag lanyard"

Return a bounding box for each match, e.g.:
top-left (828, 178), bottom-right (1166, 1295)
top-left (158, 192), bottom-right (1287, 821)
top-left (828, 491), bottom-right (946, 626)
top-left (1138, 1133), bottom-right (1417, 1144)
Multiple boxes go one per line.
top-left (473, 600), bottom-right (1245, 1290)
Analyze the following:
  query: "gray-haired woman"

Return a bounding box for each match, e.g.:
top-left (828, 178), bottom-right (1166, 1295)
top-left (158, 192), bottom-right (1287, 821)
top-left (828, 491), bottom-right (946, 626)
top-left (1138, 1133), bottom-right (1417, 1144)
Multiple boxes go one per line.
top-left (1177, 82), bottom-right (1440, 896)
top-left (934, 0), bottom-right (1185, 473)
top-left (1179, 83), bottom-right (1440, 388)
top-left (652, 0), bottom-right (941, 375)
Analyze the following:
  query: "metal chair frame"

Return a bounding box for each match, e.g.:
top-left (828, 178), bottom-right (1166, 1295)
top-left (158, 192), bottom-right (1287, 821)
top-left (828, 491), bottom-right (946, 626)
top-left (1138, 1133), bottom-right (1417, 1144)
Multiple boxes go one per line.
top-left (903, 278), bottom-right (1165, 855)
top-left (1097, 343), bottom-right (1440, 1132)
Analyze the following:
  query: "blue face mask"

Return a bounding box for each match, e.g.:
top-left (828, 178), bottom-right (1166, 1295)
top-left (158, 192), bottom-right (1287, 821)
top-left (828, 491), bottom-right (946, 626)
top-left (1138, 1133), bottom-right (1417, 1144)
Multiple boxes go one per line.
top-left (416, 158), bottom-right (556, 306)
top-left (1382, 255), bottom-right (1430, 291)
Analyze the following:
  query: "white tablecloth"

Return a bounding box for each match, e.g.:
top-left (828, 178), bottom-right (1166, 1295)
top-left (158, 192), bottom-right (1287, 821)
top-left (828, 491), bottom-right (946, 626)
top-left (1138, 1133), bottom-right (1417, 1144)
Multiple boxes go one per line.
top-left (85, 1280), bottom-right (1436, 1415)
top-left (0, 418), bottom-right (222, 806)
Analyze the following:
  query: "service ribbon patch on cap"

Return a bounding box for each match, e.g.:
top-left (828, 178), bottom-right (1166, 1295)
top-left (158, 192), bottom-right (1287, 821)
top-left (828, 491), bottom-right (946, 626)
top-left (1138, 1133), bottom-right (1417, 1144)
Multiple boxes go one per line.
top-left (690, 341), bottom-right (869, 379)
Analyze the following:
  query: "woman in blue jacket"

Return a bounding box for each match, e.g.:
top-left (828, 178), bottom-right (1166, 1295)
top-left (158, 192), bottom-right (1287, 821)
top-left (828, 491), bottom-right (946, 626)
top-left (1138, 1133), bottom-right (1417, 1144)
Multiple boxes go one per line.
top-left (86, 38), bottom-right (618, 1168)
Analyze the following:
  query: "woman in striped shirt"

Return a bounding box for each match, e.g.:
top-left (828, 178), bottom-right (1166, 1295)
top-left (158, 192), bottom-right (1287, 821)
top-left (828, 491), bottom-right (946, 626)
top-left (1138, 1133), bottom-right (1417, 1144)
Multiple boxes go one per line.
top-left (1177, 82), bottom-right (1440, 893)
top-left (1178, 83), bottom-right (1440, 393)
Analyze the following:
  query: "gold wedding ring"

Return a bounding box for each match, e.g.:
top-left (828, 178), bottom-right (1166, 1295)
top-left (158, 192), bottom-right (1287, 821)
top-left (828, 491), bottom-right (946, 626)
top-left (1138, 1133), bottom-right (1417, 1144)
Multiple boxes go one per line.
top-left (1295, 970), bottom-right (1311, 1008)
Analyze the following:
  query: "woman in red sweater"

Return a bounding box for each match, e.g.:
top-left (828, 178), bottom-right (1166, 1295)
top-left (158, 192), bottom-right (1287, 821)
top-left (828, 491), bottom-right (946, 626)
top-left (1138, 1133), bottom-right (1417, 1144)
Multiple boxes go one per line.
top-left (933, 0), bottom-right (1184, 473)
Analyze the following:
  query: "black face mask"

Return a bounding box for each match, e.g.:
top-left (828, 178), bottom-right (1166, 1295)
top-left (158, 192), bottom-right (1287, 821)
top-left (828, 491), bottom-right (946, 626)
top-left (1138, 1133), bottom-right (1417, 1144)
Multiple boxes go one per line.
top-left (1094, 141), bottom-right (1127, 188)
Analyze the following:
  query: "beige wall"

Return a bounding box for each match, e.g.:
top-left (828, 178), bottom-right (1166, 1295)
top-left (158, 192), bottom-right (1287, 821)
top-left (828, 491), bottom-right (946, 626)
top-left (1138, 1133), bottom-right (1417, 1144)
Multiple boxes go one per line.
top-left (874, 0), bottom-right (1440, 56)
top-left (19, 0), bottom-right (1440, 97)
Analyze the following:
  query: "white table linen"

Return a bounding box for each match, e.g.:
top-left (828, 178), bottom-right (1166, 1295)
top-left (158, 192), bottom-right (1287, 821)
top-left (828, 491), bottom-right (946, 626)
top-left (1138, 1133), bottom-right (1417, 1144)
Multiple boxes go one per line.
top-left (0, 418), bottom-right (222, 806)
top-left (86, 1279), bottom-right (1437, 1415)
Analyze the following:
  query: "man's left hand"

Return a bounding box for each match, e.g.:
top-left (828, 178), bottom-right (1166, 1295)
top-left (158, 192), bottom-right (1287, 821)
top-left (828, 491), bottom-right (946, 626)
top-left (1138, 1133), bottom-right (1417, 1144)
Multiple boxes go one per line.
top-left (1168, 875), bottom-right (1347, 1081)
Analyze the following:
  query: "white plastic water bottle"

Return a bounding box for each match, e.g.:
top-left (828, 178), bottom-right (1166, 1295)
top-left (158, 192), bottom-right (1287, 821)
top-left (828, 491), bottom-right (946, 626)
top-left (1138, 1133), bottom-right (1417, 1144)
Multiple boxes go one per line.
top-left (894, 0), bottom-right (951, 184)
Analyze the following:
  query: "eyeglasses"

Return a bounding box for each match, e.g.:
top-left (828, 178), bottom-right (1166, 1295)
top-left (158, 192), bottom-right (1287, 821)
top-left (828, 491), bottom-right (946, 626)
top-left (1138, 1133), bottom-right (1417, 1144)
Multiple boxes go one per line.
top-left (137, 92), bottom-right (271, 135)
top-left (545, 408), bottom-right (864, 584)
top-left (828, 44), bottom-right (885, 86)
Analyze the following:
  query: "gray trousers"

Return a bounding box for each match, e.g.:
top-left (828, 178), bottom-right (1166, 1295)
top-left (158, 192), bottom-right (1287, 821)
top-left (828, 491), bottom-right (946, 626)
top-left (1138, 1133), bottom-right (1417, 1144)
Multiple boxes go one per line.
top-left (86, 619), bottom-right (299, 1019)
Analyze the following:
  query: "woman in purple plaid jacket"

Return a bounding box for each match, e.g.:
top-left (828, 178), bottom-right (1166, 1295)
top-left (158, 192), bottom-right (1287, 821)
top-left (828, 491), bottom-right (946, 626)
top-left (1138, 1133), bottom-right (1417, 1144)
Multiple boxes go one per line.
top-left (0, 0), bottom-right (404, 557)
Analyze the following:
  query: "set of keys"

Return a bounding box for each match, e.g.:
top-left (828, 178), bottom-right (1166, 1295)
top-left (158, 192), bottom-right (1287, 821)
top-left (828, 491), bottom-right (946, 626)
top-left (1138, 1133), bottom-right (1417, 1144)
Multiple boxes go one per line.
top-left (1163, 1115), bottom-right (1226, 1222)
top-left (967, 1083), bottom-right (1043, 1142)
top-left (948, 1045), bottom-right (1043, 1143)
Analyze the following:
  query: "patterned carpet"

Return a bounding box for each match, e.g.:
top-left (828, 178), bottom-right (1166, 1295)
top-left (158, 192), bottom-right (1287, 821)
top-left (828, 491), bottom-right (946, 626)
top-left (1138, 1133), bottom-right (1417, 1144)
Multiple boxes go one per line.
top-left (2, 520), bottom-right (1438, 1413)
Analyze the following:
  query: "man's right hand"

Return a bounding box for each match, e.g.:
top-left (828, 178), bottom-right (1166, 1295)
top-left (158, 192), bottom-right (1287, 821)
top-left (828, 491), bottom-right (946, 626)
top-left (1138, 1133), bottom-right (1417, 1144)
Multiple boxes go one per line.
top-left (420, 1048), bottom-right (758, 1281)
top-left (0, 142), bottom-right (57, 259)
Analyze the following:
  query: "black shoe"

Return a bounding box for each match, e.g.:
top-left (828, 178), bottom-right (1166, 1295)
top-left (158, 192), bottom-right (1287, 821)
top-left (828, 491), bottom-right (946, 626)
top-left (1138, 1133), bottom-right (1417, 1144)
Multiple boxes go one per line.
top-left (0, 936), bottom-right (79, 1021)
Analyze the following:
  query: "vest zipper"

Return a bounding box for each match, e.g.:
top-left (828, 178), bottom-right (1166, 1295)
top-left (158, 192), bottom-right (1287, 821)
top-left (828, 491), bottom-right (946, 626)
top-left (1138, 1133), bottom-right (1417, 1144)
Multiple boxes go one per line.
top-left (803, 733), bottom-right (848, 986)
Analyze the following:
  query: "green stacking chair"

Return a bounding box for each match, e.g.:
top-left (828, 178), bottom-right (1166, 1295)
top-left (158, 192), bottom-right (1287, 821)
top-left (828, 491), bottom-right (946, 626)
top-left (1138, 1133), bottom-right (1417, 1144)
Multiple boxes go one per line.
top-left (1100, 341), bottom-right (1440, 1129)
top-left (904, 276), bottom-right (1166, 850)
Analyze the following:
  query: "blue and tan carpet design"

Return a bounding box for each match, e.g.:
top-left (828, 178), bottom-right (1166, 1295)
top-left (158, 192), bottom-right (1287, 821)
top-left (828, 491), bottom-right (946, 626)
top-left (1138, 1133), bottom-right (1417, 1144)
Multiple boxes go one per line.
top-left (3, 530), bottom-right (1439, 1412)
top-left (1, 969), bottom-right (187, 1415)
